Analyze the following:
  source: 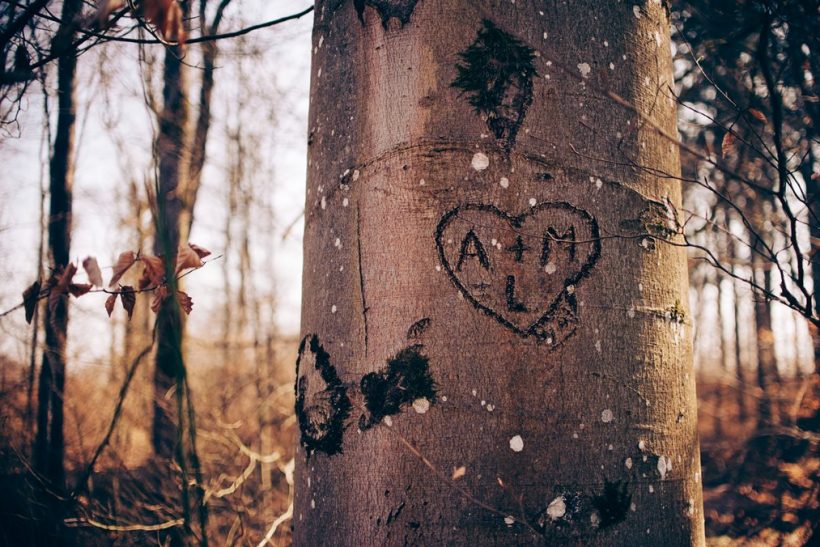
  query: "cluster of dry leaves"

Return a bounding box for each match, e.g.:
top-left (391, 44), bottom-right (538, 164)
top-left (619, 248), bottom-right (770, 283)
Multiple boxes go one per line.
top-left (95, 0), bottom-right (187, 44)
top-left (22, 243), bottom-right (210, 323)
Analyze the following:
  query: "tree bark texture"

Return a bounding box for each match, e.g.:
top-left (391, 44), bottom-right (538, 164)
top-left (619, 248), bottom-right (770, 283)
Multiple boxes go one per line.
top-left (296, 1), bottom-right (705, 545)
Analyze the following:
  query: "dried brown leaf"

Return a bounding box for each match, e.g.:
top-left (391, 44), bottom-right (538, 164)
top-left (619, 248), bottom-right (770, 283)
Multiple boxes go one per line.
top-left (94, 0), bottom-right (125, 28)
top-left (82, 256), bottom-right (104, 287)
top-left (747, 108), bottom-right (767, 124)
top-left (139, 255), bottom-right (166, 290)
top-left (177, 290), bottom-right (193, 315)
top-left (176, 244), bottom-right (203, 273)
top-left (150, 285), bottom-right (168, 313)
top-left (120, 286), bottom-right (136, 320)
top-left (68, 283), bottom-right (92, 298)
top-left (109, 251), bottom-right (137, 287)
top-left (141, 0), bottom-right (186, 44)
top-left (721, 131), bottom-right (736, 158)
top-left (49, 263), bottom-right (77, 313)
top-left (188, 243), bottom-right (211, 259)
top-left (22, 280), bottom-right (41, 324)
top-left (105, 293), bottom-right (117, 317)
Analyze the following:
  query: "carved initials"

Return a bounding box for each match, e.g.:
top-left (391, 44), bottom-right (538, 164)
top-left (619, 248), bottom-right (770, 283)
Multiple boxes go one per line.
top-left (541, 226), bottom-right (576, 265)
top-left (456, 229), bottom-right (490, 271)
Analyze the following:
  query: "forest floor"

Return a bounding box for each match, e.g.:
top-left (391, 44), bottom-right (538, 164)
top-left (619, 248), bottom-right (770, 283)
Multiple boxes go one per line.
top-left (0, 359), bottom-right (817, 545)
top-left (697, 377), bottom-right (819, 546)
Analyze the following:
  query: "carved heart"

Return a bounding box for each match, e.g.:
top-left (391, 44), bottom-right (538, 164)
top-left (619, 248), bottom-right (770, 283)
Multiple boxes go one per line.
top-left (435, 202), bottom-right (601, 343)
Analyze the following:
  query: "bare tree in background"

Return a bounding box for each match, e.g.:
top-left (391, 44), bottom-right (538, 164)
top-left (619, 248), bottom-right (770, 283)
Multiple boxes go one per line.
top-left (32, 1), bottom-right (83, 543)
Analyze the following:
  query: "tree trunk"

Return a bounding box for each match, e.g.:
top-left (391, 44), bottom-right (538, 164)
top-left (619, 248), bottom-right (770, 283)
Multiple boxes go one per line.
top-left (150, 3), bottom-right (190, 459)
top-left (33, 0), bottom-right (82, 493)
top-left (752, 252), bottom-right (778, 428)
top-left (32, 0), bottom-right (82, 543)
top-left (729, 232), bottom-right (747, 424)
top-left (295, 2), bottom-right (704, 545)
top-left (714, 269), bottom-right (726, 437)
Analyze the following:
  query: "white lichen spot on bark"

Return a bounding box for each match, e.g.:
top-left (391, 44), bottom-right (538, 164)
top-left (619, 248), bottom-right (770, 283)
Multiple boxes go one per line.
top-left (545, 262), bottom-right (557, 274)
top-left (331, 304), bottom-right (337, 314)
top-left (413, 397), bottom-right (430, 414)
top-left (471, 152), bottom-right (490, 171)
top-left (452, 466), bottom-right (466, 480)
top-left (504, 516), bottom-right (515, 526)
top-left (658, 455), bottom-right (672, 479)
top-left (509, 435), bottom-right (524, 452)
top-left (590, 511), bottom-right (601, 527)
top-left (547, 496), bottom-right (566, 520)
top-left (601, 409), bottom-right (614, 423)
top-left (499, 176), bottom-right (510, 188)
top-left (577, 62), bottom-right (591, 78)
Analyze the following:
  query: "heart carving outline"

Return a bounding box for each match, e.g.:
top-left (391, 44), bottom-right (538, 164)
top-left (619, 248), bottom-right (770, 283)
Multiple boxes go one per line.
top-left (435, 202), bottom-right (601, 342)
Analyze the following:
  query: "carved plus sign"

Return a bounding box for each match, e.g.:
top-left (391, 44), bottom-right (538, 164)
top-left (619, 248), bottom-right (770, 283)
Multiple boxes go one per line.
top-left (506, 235), bottom-right (530, 262)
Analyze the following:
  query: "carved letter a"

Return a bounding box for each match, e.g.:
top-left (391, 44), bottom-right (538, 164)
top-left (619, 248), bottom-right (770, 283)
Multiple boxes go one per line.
top-left (456, 229), bottom-right (490, 271)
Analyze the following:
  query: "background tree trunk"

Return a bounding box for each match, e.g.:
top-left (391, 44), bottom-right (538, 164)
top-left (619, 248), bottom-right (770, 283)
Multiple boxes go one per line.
top-left (31, 0), bottom-right (82, 543)
top-left (295, 1), bottom-right (704, 545)
top-left (33, 0), bottom-right (82, 494)
top-left (150, 21), bottom-right (190, 459)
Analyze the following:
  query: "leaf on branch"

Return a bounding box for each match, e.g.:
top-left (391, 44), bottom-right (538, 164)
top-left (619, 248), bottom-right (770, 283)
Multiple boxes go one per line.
top-left (105, 293), bottom-right (117, 317)
top-left (747, 108), bottom-right (767, 124)
top-left (22, 280), bottom-right (41, 324)
top-left (177, 290), bottom-right (193, 315)
top-left (49, 263), bottom-right (77, 313)
top-left (151, 285), bottom-right (168, 313)
top-left (140, 0), bottom-right (187, 45)
top-left (176, 244), bottom-right (204, 273)
top-left (139, 255), bottom-right (165, 290)
top-left (120, 286), bottom-right (136, 320)
top-left (93, 0), bottom-right (126, 28)
top-left (82, 256), bottom-right (104, 287)
top-left (109, 251), bottom-right (137, 287)
top-left (68, 283), bottom-right (93, 298)
top-left (188, 243), bottom-right (211, 259)
top-left (721, 131), bottom-right (736, 158)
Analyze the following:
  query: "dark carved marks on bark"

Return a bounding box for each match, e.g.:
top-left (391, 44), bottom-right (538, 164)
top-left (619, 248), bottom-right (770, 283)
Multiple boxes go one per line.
top-left (591, 480), bottom-right (631, 528)
top-left (354, 0), bottom-right (419, 28)
top-left (295, 334), bottom-right (352, 457)
top-left (295, 327), bottom-right (437, 457)
top-left (618, 198), bottom-right (680, 252)
top-left (359, 344), bottom-right (437, 430)
top-left (406, 317), bottom-right (431, 340)
top-left (452, 20), bottom-right (537, 152)
top-left (436, 202), bottom-right (601, 347)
